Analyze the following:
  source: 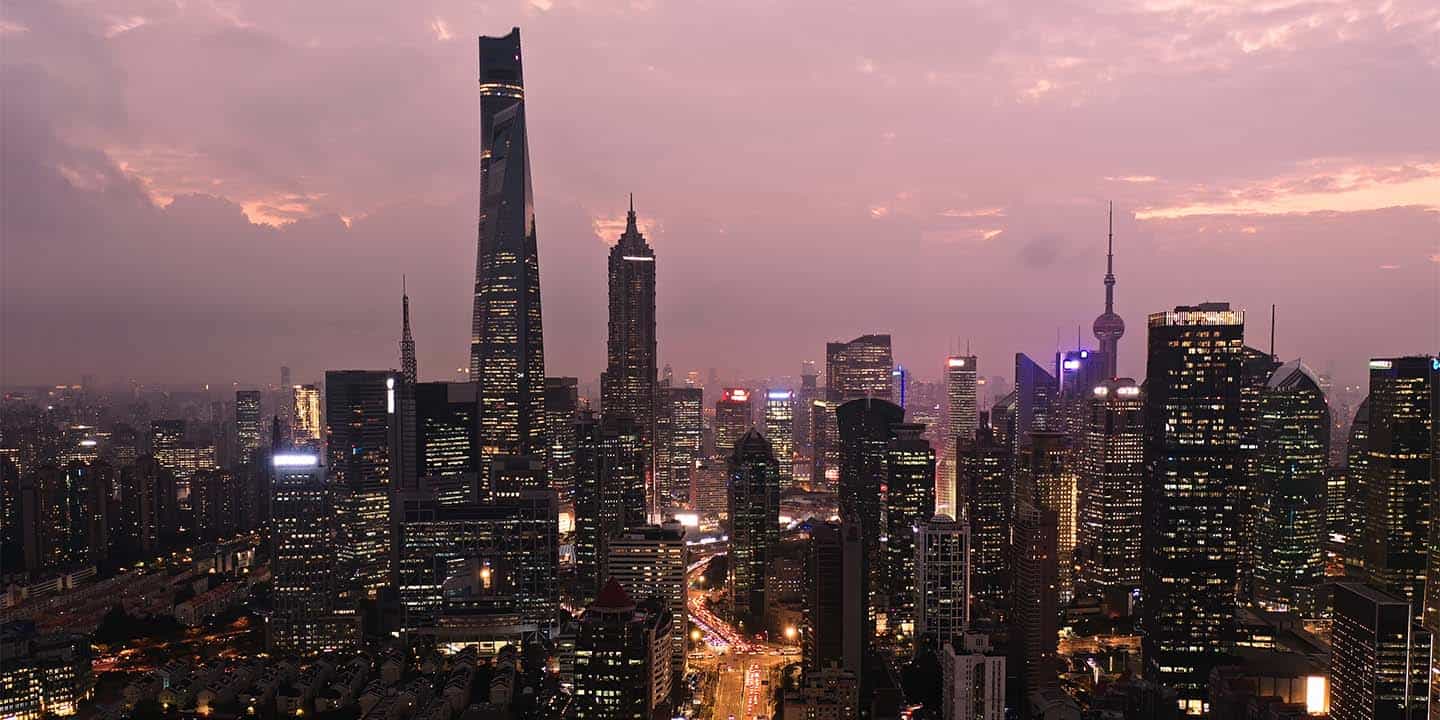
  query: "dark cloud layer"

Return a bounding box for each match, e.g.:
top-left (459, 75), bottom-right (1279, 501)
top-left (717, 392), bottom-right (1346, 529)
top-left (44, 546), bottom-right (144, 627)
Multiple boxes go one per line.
top-left (3, 0), bottom-right (1439, 392)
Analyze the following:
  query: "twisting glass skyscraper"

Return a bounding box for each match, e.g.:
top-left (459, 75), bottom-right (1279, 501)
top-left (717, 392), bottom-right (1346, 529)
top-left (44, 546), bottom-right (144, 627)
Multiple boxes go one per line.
top-left (602, 196), bottom-right (658, 513)
top-left (471, 28), bottom-right (547, 462)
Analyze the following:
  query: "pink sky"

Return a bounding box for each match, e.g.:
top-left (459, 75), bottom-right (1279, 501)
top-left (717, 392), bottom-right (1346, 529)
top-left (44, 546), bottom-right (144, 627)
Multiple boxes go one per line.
top-left (3, 0), bottom-right (1438, 392)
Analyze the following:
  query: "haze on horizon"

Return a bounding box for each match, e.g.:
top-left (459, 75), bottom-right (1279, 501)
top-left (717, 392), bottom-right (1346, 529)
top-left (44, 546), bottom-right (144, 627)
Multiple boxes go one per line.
top-left (3, 0), bottom-right (1438, 392)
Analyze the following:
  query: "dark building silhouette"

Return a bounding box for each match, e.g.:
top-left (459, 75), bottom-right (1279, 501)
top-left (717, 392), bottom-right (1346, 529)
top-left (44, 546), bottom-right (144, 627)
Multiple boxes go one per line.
top-left (796, 361), bottom-right (819, 452)
top-left (471, 27), bottom-right (548, 463)
top-left (804, 518), bottom-right (867, 683)
top-left (1362, 357), bottom-right (1437, 627)
top-left (1013, 353), bottom-right (1057, 454)
top-left (572, 411), bottom-right (646, 603)
top-left (883, 423), bottom-right (935, 648)
top-left (837, 397), bottom-right (905, 630)
top-left (959, 423), bottom-right (1012, 616)
top-left (1236, 345), bottom-right (1281, 603)
top-left (601, 196), bottom-right (658, 515)
top-left (1329, 582), bottom-right (1432, 720)
top-left (1141, 302), bottom-right (1245, 710)
top-left (728, 429), bottom-right (779, 631)
top-left (414, 382), bottom-right (478, 504)
top-left (1253, 361), bottom-right (1329, 616)
top-left (1333, 397), bottom-right (1370, 571)
top-left (1010, 500), bottom-right (1059, 711)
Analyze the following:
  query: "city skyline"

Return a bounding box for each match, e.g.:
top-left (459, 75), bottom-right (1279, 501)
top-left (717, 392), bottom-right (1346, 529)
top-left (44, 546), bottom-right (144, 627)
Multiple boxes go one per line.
top-left (5, 1), bottom-right (1440, 390)
top-left (3, 10), bottom-right (1440, 718)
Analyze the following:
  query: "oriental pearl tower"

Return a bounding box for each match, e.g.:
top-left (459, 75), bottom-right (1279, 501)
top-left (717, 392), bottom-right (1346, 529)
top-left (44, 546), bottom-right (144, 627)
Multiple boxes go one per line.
top-left (1093, 203), bottom-right (1125, 379)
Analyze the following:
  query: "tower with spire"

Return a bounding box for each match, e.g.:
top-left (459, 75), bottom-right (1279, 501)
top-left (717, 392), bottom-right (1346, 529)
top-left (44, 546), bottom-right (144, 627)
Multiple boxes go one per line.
top-left (394, 277), bottom-right (418, 491)
top-left (1092, 202), bottom-right (1125, 379)
top-left (602, 194), bottom-right (659, 518)
top-left (401, 276), bottom-right (417, 384)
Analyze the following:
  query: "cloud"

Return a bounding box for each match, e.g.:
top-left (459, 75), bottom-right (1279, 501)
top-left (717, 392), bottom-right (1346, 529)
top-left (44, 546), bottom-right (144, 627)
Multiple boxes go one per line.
top-left (1137, 160), bottom-right (1440, 218)
top-left (3, 0), bottom-right (1438, 391)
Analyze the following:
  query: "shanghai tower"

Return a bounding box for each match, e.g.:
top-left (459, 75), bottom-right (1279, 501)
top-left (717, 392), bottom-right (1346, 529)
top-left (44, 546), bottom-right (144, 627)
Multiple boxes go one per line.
top-left (471, 28), bottom-right (548, 461)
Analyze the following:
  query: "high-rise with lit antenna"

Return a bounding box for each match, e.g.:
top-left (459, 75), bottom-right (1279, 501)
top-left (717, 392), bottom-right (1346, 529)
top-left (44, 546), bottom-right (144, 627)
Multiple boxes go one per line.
top-left (1092, 203), bottom-right (1124, 379)
top-left (471, 28), bottom-right (548, 463)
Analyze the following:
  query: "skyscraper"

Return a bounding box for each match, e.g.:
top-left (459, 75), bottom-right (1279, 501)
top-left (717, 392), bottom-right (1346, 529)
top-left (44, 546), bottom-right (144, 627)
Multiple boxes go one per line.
top-left (941, 633), bottom-right (1006, 720)
top-left (1075, 378), bottom-right (1143, 606)
top-left (1141, 303), bottom-right (1245, 710)
top-left (394, 487), bottom-right (557, 628)
top-left (324, 370), bottom-right (398, 599)
top-left (1013, 353), bottom-right (1057, 453)
top-left (958, 424), bottom-right (1012, 615)
top-left (946, 356), bottom-right (978, 444)
top-left (415, 382), bottom-right (478, 503)
top-left (291, 384), bottom-right (323, 449)
top-left (606, 521), bottom-right (689, 683)
top-left (1333, 398), bottom-right (1370, 571)
top-left (665, 387), bottom-right (703, 510)
top-left (765, 389), bottom-right (795, 489)
top-left (797, 361), bottom-right (820, 451)
top-left (1329, 582), bottom-right (1433, 720)
top-left (1253, 360), bottom-right (1329, 616)
top-left (1362, 357), bottom-right (1437, 626)
top-left (572, 579), bottom-right (674, 720)
top-left (235, 390), bottom-right (262, 461)
top-left (602, 197), bottom-right (658, 512)
top-left (471, 28), bottom-right (547, 463)
top-left (836, 396), bottom-right (905, 641)
top-left (1237, 345), bottom-right (1281, 604)
top-left (1023, 431), bottom-right (1075, 602)
top-left (915, 514), bottom-right (970, 649)
top-left (269, 451), bottom-right (357, 654)
top-left (714, 388), bottom-right (753, 458)
top-left (884, 423), bottom-right (935, 646)
top-left (394, 284), bottom-right (419, 493)
top-left (728, 429), bottom-right (779, 631)
top-left (573, 411), bottom-right (646, 603)
top-left (545, 376), bottom-right (579, 507)
top-left (943, 356), bottom-right (978, 517)
top-left (827, 334), bottom-right (895, 403)
top-left (1011, 500), bottom-right (1059, 705)
top-left (803, 520), bottom-right (866, 678)
top-left (1091, 203), bottom-right (1124, 380)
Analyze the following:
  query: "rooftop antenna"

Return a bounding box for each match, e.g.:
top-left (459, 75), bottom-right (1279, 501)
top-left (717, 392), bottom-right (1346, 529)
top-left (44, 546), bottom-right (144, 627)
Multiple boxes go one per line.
top-left (1269, 304), bottom-right (1276, 361)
